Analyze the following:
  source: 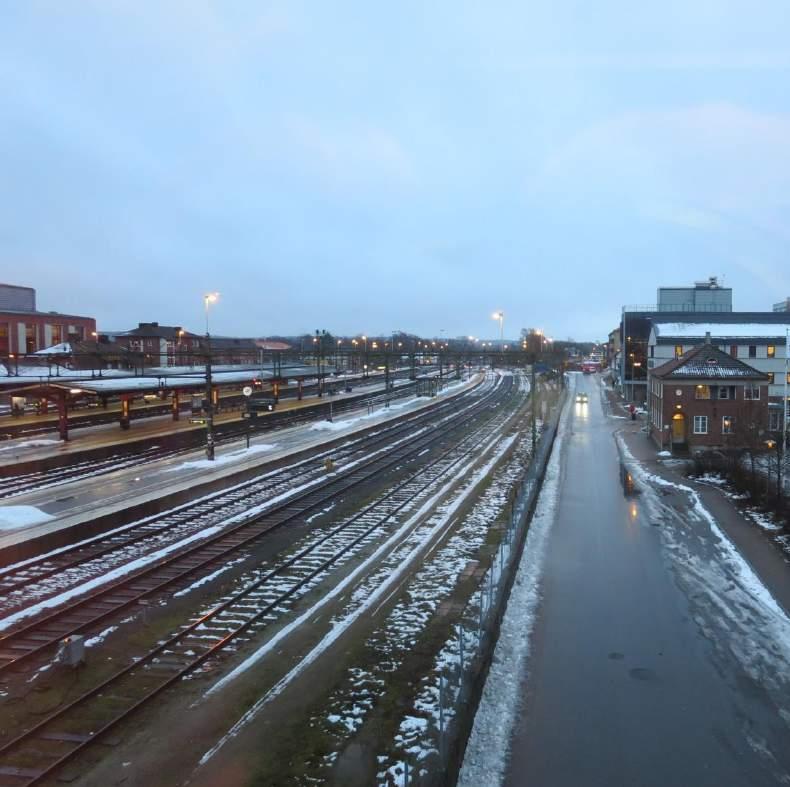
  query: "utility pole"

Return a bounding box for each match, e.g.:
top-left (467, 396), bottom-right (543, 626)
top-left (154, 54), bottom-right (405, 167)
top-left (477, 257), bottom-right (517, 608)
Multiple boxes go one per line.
top-left (203, 292), bottom-right (219, 461)
top-left (782, 327), bottom-right (789, 498)
top-left (531, 354), bottom-right (537, 449)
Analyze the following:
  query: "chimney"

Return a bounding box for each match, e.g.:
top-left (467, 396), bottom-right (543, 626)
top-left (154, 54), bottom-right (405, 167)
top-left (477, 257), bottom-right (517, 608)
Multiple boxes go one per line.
top-left (704, 331), bottom-right (711, 344)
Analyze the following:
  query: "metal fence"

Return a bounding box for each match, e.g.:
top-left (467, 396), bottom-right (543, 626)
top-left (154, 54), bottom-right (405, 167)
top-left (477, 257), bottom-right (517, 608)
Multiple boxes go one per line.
top-left (381, 388), bottom-right (565, 787)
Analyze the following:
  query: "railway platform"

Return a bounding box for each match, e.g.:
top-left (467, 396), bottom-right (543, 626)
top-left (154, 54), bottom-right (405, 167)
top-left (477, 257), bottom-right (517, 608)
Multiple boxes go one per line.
top-left (0, 377), bottom-right (407, 468)
top-left (0, 368), bottom-right (401, 441)
top-left (0, 375), bottom-right (478, 558)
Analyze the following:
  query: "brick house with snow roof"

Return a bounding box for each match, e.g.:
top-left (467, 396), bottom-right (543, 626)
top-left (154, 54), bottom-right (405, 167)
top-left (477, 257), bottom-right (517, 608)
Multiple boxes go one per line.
top-left (648, 336), bottom-right (770, 453)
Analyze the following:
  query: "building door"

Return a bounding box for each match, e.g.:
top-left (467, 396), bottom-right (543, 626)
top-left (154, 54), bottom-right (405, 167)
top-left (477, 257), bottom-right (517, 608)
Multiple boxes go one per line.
top-left (671, 413), bottom-right (686, 445)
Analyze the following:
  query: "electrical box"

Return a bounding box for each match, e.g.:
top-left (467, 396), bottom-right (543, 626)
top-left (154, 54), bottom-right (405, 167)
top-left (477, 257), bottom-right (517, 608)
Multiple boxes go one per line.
top-left (56, 635), bottom-right (85, 667)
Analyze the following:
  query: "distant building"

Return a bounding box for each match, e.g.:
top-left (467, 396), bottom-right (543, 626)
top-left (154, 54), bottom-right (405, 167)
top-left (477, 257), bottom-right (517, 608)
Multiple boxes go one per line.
top-left (773, 298), bottom-right (790, 313)
top-left (104, 323), bottom-right (276, 367)
top-left (657, 277), bottom-right (732, 313)
top-left (105, 322), bottom-right (202, 367)
top-left (0, 283), bottom-right (96, 357)
top-left (607, 327), bottom-right (620, 374)
top-left (647, 340), bottom-right (769, 453)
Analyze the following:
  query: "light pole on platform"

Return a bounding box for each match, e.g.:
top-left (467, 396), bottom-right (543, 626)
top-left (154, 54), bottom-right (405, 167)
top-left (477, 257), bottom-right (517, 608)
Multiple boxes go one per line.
top-left (203, 292), bottom-right (219, 461)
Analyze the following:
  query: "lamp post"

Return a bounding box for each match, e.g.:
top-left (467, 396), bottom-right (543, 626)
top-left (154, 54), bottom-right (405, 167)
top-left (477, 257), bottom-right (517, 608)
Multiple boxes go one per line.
top-left (315, 329), bottom-right (328, 396)
top-left (177, 328), bottom-right (186, 368)
top-left (492, 311), bottom-right (504, 344)
top-left (203, 292), bottom-right (219, 461)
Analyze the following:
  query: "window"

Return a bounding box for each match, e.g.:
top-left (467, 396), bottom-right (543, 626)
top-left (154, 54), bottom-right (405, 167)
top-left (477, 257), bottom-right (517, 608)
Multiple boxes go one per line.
top-left (50, 325), bottom-right (63, 345)
top-left (674, 345), bottom-right (683, 358)
top-left (25, 324), bottom-right (36, 353)
top-left (695, 384), bottom-right (711, 399)
top-left (0, 322), bottom-right (8, 354)
top-left (730, 345), bottom-right (738, 357)
top-left (748, 345), bottom-right (757, 358)
top-left (650, 346), bottom-right (654, 358)
top-left (717, 386), bottom-right (729, 400)
top-left (768, 372), bottom-right (775, 384)
top-left (769, 410), bottom-right (782, 431)
top-left (693, 415), bottom-right (708, 434)
top-left (767, 345), bottom-right (775, 358)
top-left (787, 372), bottom-right (790, 385)
top-left (743, 385), bottom-right (760, 400)
top-left (721, 416), bottom-right (734, 434)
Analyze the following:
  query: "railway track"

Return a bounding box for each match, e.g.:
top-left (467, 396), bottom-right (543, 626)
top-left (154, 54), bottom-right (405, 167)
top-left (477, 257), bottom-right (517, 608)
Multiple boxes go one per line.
top-left (0, 372), bottom-right (442, 500)
top-left (0, 374), bottom-right (500, 667)
top-left (0, 373), bottom-right (523, 786)
top-left (0, 376), bottom-right (485, 611)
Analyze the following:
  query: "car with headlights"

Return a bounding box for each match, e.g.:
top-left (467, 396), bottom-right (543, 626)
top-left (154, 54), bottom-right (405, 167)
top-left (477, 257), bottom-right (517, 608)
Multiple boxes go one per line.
top-left (575, 392), bottom-right (588, 404)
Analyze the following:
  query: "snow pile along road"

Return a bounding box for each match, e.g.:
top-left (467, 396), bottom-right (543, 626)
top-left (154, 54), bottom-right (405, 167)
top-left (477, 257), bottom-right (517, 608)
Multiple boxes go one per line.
top-left (457, 396), bottom-right (569, 787)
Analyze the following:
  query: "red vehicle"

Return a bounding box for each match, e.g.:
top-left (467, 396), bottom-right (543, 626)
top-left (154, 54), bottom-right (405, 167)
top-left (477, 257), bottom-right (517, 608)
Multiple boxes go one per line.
top-left (582, 361), bottom-right (599, 374)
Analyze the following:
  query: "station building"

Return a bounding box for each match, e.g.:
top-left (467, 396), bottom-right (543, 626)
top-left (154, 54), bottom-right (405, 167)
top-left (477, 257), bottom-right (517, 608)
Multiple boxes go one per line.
top-left (648, 340), bottom-right (770, 453)
top-left (647, 320), bottom-right (789, 431)
top-left (0, 283), bottom-right (96, 357)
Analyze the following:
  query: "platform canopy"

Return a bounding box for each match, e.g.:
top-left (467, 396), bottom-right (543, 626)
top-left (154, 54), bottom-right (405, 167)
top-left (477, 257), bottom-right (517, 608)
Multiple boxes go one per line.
top-left (0, 364), bottom-right (337, 397)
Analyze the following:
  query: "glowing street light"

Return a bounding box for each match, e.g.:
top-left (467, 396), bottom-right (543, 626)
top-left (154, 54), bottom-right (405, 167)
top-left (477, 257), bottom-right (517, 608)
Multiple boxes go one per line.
top-left (492, 311), bottom-right (504, 342)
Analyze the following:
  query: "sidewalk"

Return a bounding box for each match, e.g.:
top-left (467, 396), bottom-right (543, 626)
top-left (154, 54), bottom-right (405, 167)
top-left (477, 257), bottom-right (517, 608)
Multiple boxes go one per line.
top-left (617, 414), bottom-right (790, 617)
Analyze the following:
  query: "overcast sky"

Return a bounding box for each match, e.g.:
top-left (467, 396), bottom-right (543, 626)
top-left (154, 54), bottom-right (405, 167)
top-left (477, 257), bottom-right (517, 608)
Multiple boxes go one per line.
top-left (2, 2), bottom-right (790, 341)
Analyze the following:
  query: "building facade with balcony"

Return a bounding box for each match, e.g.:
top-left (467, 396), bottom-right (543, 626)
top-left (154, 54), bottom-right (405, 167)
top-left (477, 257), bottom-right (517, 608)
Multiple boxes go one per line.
top-left (648, 341), bottom-right (770, 453)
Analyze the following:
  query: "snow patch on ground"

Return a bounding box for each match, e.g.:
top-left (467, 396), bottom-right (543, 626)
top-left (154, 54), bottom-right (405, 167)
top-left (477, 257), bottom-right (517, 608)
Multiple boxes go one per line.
top-left (85, 624), bottom-right (118, 648)
top-left (0, 505), bottom-right (54, 531)
top-left (173, 558), bottom-right (247, 598)
top-left (0, 439), bottom-right (60, 453)
top-left (166, 444), bottom-right (277, 471)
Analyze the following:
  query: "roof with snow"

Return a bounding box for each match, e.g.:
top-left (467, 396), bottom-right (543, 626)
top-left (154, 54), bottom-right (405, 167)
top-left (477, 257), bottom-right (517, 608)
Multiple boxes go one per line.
top-left (0, 363), bottom-right (334, 391)
top-left (652, 321), bottom-right (790, 342)
top-left (651, 344), bottom-right (769, 381)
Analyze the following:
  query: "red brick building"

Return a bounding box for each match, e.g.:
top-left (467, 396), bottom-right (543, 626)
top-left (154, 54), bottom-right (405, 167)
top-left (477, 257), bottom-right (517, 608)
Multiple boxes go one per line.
top-left (648, 341), bottom-right (770, 453)
top-left (0, 283), bottom-right (96, 357)
top-left (105, 323), bottom-right (203, 367)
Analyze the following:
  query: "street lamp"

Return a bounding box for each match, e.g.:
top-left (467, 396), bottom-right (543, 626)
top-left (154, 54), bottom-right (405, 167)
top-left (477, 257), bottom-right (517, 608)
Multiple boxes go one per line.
top-left (492, 311), bottom-right (504, 343)
top-left (203, 292), bottom-right (219, 461)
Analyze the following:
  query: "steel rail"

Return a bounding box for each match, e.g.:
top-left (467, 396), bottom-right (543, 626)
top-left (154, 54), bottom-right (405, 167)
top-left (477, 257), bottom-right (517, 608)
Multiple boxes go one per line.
top-left (0, 377), bottom-right (483, 599)
top-left (0, 377), bottom-right (503, 673)
top-left (0, 376), bottom-right (522, 786)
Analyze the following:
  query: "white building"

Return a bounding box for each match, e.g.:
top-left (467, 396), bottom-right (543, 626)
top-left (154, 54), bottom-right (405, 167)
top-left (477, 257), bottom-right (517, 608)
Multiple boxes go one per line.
top-left (648, 321), bottom-right (790, 430)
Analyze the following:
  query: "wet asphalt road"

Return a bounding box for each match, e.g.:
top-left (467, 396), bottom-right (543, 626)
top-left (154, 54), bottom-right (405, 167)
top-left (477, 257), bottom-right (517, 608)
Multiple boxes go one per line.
top-left (505, 376), bottom-right (790, 787)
